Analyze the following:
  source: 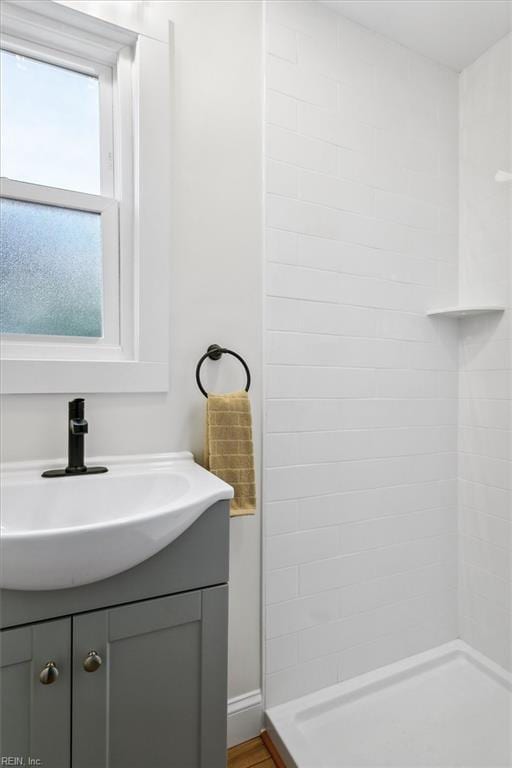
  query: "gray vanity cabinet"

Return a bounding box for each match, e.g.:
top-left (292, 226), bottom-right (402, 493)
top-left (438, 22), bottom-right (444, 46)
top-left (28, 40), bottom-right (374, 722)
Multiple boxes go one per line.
top-left (0, 501), bottom-right (230, 768)
top-left (0, 618), bottom-right (71, 767)
top-left (73, 587), bottom-right (228, 768)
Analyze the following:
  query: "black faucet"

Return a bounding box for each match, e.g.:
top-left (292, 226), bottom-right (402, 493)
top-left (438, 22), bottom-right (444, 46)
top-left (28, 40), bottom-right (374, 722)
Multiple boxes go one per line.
top-left (42, 399), bottom-right (108, 478)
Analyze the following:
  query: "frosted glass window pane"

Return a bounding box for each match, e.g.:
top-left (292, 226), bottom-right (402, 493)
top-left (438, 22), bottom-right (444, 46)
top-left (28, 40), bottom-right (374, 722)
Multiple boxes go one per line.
top-left (0, 199), bottom-right (103, 337)
top-left (0, 49), bottom-right (101, 194)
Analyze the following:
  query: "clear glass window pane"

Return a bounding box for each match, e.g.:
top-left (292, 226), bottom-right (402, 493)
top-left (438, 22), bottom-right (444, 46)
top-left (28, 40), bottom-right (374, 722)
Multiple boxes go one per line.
top-left (0, 49), bottom-right (101, 194)
top-left (0, 199), bottom-right (103, 337)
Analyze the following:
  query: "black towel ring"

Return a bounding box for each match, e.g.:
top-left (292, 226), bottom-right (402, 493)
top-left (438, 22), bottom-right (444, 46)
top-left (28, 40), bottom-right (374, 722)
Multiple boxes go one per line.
top-left (195, 344), bottom-right (251, 398)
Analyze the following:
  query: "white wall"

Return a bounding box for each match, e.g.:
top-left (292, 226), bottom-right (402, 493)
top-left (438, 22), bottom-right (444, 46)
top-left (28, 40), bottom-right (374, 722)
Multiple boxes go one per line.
top-left (264, 0), bottom-right (460, 707)
top-left (0, 0), bottom-right (263, 721)
top-left (458, 33), bottom-right (512, 670)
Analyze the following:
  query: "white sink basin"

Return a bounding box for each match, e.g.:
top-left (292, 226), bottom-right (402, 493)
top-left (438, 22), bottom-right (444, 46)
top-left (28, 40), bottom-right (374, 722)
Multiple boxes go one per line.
top-left (0, 452), bottom-right (233, 591)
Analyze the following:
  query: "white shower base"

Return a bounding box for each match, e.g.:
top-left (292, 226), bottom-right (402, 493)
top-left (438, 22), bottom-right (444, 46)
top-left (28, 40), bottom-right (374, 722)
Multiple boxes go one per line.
top-left (265, 641), bottom-right (512, 768)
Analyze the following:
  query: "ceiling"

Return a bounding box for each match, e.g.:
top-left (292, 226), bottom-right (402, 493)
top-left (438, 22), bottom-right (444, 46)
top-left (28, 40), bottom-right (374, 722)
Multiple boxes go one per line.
top-left (320, 0), bottom-right (511, 71)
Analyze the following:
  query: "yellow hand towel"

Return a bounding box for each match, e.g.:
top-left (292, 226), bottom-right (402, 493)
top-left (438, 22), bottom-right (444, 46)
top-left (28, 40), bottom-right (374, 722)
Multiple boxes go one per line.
top-left (204, 390), bottom-right (256, 517)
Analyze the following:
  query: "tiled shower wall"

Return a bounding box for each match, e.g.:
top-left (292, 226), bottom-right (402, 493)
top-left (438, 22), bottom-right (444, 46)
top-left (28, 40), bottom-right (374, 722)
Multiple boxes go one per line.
top-left (458, 34), bottom-right (511, 670)
top-left (264, 1), bottom-right (460, 707)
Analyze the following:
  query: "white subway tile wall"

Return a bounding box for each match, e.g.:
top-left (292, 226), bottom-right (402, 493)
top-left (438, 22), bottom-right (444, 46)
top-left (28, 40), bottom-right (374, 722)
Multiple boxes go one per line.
top-left (264, 1), bottom-right (460, 707)
top-left (458, 35), bottom-right (512, 671)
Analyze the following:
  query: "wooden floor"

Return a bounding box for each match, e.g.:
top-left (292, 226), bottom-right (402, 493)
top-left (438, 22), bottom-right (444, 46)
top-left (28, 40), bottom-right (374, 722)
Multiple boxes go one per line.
top-left (227, 734), bottom-right (279, 768)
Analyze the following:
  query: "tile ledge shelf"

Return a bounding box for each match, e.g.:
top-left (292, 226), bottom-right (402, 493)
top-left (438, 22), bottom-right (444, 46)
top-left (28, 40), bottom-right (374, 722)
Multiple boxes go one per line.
top-left (426, 306), bottom-right (506, 319)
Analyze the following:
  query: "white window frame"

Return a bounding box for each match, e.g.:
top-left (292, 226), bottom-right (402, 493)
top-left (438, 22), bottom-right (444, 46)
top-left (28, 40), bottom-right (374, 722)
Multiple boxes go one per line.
top-left (0, 0), bottom-right (170, 393)
top-left (1, 27), bottom-right (123, 358)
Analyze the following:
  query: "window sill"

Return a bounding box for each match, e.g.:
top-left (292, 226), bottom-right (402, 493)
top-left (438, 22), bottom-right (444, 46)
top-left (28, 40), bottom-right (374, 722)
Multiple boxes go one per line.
top-left (1, 359), bottom-right (168, 393)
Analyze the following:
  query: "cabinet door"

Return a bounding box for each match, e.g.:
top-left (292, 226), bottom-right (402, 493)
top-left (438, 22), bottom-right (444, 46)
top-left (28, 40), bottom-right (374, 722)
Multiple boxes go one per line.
top-left (73, 586), bottom-right (228, 768)
top-left (0, 618), bottom-right (71, 768)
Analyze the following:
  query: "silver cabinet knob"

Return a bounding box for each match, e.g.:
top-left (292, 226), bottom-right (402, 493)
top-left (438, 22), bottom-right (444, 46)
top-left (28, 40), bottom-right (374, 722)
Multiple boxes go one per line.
top-left (83, 650), bottom-right (102, 672)
top-left (39, 661), bottom-right (59, 685)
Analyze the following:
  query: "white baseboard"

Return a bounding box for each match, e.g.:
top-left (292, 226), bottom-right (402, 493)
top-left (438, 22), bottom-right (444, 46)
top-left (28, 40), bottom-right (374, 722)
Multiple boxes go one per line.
top-left (227, 689), bottom-right (263, 748)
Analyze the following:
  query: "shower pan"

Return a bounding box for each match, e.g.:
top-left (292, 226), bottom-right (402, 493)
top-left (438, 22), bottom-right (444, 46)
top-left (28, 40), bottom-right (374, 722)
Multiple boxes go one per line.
top-left (266, 641), bottom-right (512, 767)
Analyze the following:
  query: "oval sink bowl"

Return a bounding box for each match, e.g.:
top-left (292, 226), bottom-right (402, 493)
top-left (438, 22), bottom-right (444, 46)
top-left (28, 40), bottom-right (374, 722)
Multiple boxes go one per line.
top-left (0, 452), bottom-right (233, 591)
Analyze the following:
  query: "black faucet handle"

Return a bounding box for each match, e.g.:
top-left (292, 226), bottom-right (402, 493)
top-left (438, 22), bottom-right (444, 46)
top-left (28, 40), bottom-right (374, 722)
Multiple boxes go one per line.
top-left (70, 418), bottom-right (88, 435)
top-left (42, 398), bottom-right (108, 478)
